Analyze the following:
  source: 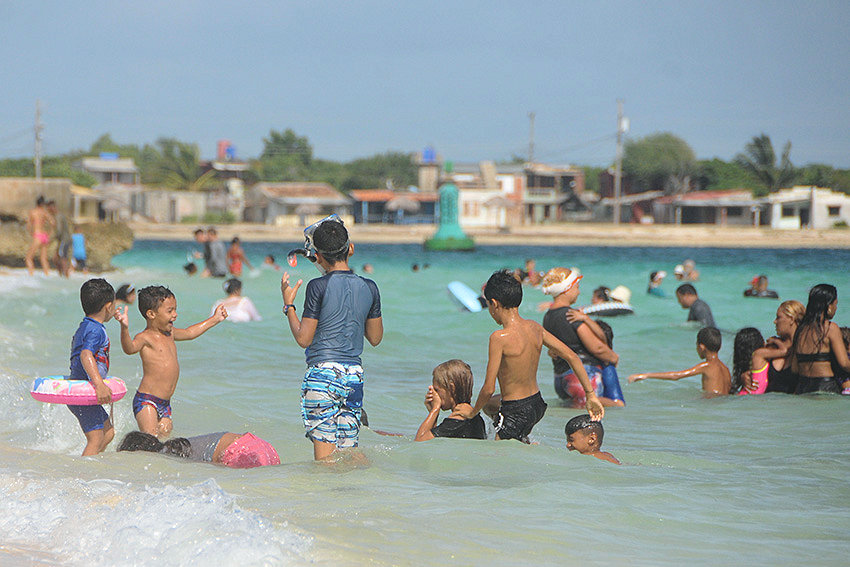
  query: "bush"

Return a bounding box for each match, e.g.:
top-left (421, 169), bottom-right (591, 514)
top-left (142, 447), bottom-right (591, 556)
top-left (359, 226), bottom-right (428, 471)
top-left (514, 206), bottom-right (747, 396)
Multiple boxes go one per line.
top-left (202, 211), bottom-right (237, 224)
top-left (180, 215), bottom-right (199, 224)
top-left (832, 220), bottom-right (848, 229)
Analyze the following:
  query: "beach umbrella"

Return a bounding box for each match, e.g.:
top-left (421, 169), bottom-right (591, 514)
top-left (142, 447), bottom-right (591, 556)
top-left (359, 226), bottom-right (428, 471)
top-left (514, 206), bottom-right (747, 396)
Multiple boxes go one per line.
top-left (385, 195), bottom-right (421, 213)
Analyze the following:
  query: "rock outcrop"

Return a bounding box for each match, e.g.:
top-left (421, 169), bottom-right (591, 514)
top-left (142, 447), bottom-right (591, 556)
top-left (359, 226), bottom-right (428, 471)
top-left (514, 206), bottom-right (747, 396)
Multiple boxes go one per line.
top-left (0, 222), bottom-right (134, 272)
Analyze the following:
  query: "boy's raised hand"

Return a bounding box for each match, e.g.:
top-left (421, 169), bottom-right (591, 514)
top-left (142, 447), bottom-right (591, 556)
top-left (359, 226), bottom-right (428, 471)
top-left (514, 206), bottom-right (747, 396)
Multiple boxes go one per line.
top-left (281, 272), bottom-right (303, 305)
top-left (115, 306), bottom-right (129, 327)
top-left (628, 374), bottom-right (646, 382)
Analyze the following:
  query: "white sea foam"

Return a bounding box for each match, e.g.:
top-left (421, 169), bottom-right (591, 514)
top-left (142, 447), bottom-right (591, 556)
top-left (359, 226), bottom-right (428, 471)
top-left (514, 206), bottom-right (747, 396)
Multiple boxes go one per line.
top-left (0, 472), bottom-right (311, 566)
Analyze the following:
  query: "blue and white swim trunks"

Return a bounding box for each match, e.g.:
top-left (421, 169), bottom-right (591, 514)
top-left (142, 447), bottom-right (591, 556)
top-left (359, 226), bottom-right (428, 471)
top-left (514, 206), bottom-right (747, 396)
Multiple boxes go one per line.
top-left (301, 362), bottom-right (364, 448)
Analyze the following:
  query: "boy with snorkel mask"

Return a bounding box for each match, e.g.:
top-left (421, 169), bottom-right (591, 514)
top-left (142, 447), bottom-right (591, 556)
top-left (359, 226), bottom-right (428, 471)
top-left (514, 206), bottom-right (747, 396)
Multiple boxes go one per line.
top-left (281, 215), bottom-right (384, 460)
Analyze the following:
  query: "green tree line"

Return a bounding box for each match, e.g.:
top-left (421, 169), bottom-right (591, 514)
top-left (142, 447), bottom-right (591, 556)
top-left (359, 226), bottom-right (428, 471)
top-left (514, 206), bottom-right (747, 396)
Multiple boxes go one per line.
top-left (0, 129), bottom-right (417, 193)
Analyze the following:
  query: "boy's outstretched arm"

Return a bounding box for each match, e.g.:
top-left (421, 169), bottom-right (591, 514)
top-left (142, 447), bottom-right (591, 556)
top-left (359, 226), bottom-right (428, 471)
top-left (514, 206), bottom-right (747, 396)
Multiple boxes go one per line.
top-left (629, 361), bottom-right (709, 382)
top-left (173, 305), bottom-right (228, 341)
top-left (116, 306), bottom-right (145, 355)
top-left (543, 330), bottom-right (604, 420)
top-left (281, 273), bottom-right (318, 348)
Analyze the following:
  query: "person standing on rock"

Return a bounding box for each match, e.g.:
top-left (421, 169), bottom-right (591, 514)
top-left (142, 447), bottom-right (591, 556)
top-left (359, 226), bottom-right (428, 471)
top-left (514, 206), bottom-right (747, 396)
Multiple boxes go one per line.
top-left (25, 196), bottom-right (55, 276)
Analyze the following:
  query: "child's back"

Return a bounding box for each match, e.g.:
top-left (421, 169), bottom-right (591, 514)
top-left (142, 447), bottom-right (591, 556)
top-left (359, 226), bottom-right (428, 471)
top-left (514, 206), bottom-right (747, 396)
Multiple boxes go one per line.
top-left (702, 357), bottom-right (732, 396)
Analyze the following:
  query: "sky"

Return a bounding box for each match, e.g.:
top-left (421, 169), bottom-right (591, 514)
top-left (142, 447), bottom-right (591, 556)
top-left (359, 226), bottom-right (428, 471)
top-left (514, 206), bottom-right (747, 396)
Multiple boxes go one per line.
top-left (1, 1), bottom-right (849, 167)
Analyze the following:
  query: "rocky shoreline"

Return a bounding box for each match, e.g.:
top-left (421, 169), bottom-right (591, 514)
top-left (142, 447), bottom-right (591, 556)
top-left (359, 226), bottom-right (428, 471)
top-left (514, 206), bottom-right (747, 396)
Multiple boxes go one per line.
top-left (0, 221), bottom-right (134, 272)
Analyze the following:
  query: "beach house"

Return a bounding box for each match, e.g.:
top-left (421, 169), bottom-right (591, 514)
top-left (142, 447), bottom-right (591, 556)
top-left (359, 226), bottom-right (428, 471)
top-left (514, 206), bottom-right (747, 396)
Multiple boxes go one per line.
top-left (243, 182), bottom-right (353, 226)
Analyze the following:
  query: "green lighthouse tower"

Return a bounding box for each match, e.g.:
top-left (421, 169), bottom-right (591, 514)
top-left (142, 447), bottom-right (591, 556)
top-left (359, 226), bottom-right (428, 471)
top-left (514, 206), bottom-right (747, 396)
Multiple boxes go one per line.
top-left (424, 174), bottom-right (475, 251)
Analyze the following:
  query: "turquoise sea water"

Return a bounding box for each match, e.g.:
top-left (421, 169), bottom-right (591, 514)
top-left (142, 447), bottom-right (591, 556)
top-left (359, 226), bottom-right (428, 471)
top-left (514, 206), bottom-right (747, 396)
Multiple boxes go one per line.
top-left (1, 240), bottom-right (850, 566)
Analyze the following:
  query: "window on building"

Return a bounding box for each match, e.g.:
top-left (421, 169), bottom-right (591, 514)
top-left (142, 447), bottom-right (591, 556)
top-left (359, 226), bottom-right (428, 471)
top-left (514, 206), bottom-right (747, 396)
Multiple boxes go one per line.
top-left (727, 207), bottom-right (743, 216)
top-left (782, 206), bottom-right (796, 218)
top-left (828, 206), bottom-right (841, 216)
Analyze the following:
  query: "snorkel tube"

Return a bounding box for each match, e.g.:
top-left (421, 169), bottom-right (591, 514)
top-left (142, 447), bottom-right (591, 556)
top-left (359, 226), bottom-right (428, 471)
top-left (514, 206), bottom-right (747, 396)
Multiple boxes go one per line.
top-left (286, 214), bottom-right (348, 273)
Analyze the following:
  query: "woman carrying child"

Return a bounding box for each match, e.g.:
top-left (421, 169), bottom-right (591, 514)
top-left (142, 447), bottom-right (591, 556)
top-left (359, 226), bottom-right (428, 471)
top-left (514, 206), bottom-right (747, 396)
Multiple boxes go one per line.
top-left (739, 300), bottom-right (804, 394)
top-left (790, 284), bottom-right (850, 394)
top-left (415, 360), bottom-right (486, 441)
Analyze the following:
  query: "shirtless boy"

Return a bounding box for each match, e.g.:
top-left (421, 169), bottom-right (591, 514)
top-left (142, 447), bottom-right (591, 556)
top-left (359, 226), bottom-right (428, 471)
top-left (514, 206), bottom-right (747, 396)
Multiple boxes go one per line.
top-left (460, 270), bottom-right (604, 442)
top-left (629, 327), bottom-right (731, 397)
top-left (565, 414), bottom-right (620, 465)
top-left (25, 196), bottom-right (55, 276)
top-left (117, 285), bottom-right (228, 437)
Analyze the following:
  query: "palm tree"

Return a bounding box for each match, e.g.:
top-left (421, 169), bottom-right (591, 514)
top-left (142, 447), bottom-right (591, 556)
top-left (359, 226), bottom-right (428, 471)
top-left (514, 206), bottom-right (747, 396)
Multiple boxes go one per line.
top-left (154, 138), bottom-right (218, 191)
top-left (735, 134), bottom-right (795, 196)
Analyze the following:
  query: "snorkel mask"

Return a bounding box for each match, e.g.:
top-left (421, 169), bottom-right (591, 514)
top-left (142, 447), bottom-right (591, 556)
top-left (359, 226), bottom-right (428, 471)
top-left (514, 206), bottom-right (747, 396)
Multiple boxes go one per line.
top-left (287, 214), bottom-right (350, 274)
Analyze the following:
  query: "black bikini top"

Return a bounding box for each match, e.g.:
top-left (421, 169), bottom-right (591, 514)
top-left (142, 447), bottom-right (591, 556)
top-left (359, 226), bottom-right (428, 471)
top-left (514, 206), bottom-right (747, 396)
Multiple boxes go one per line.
top-left (796, 351), bottom-right (833, 363)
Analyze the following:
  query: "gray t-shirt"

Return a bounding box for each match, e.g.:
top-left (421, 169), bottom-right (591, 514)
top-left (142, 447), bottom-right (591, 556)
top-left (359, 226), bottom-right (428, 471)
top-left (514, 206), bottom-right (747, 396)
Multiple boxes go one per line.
top-left (186, 432), bottom-right (226, 462)
top-left (208, 240), bottom-right (227, 277)
top-left (302, 270), bottom-right (381, 366)
top-left (688, 298), bottom-right (716, 328)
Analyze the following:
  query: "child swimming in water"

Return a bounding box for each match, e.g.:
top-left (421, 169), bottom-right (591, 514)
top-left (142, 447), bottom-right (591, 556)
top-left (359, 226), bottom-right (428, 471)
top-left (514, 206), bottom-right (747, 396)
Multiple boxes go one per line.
top-left (415, 359), bottom-right (486, 441)
top-left (565, 414), bottom-right (619, 464)
top-left (118, 431), bottom-right (280, 468)
top-left (117, 285), bottom-right (228, 437)
top-left (731, 327), bottom-right (765, 395)
top-left (458, 270), bottom-right (603, 442)
top-left (629, 327), bottom-right (731, 397)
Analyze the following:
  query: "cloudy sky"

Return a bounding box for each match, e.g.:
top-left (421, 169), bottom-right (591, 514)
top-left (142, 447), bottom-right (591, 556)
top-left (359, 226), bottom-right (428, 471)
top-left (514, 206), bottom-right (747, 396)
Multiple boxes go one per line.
top-left (1, 1), bottom-right (848, 167)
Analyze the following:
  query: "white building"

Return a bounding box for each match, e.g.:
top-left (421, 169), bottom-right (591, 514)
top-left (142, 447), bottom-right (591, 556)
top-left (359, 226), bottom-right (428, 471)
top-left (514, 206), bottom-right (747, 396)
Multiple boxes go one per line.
top-left (768, 186), bottom-right (850, 229)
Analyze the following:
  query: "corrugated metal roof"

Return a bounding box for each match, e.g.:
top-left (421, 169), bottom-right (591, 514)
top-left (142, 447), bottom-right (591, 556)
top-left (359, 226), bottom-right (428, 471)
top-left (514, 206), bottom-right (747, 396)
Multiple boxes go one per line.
top-left (349, 190), bottom-right (438, 202)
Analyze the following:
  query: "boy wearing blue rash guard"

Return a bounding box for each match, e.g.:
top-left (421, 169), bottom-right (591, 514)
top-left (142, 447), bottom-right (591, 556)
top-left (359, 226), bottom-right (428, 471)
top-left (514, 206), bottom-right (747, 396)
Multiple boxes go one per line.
top-left (281, 217), bottom-right (383, 461)
top-left (68, 278), bottom-right (118, 456)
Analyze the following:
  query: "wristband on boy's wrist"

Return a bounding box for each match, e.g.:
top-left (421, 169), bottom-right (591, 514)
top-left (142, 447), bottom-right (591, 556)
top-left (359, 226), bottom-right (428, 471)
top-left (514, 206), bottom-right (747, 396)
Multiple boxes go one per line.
top-left (283, 304), bottom-right (296, 314)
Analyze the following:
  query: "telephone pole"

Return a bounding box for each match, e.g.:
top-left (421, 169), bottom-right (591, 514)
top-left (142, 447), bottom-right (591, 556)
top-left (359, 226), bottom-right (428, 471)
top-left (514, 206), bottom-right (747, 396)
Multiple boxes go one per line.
top-left (528, 111), bottom-right (535, 163)
top-left (34, 100), bottom-right (43, 179)
top-left (613, 100), bottom-right (625, 224)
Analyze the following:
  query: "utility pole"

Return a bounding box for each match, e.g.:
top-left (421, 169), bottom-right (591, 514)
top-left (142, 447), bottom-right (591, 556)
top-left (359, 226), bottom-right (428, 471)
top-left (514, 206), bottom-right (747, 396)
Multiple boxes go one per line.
top-left (528, 111), bottom-right (535, 163)
top-left (34, 100), bottom-right (43, 179)
top-left (613, 99), bottom-right (625, 224)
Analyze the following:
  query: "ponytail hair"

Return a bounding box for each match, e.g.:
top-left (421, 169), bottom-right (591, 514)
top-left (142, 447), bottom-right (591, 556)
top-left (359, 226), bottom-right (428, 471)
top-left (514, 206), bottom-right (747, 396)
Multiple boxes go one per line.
top-left (118, 431), bottom-right (191, 458)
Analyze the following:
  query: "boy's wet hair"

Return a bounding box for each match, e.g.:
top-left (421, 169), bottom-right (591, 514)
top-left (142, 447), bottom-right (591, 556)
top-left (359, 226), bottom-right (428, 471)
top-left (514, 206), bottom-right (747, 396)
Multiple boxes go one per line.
top-left (432, 359), bottom-right (474, 405)
top-left (313, 219), bottom-right (350, 263)
top-left (266, 254), bottom-right (275, 262)
top-left (80, 278), bottom-right (115, 315)
top-left (565, 414), bottom-right (604, 444)
top-left (697, 326), bottom-right (722, 352)
top-left (138, 285), bottom-right (175, 317)
top-left (484, 269), bottom-right (523, 308)
top-left (115, 284), bottom-right (134, 302)
top-left (193, 228), bottom-right (204, 237)
top-left (118, 431), bottom-right (191, 458)
top-left (676, 283), bottom-right (697, 296)
top-left (593, 286), bottom-right (611, 302)
top-left (595, 319), bottom-right (614, 348)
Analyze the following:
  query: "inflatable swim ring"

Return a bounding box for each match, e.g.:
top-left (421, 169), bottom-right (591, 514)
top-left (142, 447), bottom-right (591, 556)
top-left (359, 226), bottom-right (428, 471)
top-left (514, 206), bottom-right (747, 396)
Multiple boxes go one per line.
top-left (582, 301), bottom-right (634, 317)
top-left (30, 376), bottom-right (127, 405)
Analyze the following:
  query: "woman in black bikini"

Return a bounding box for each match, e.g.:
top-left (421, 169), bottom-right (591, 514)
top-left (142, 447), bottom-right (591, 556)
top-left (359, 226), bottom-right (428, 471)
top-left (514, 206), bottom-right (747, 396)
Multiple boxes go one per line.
top-left (790, 284), bottom-right (850, 394)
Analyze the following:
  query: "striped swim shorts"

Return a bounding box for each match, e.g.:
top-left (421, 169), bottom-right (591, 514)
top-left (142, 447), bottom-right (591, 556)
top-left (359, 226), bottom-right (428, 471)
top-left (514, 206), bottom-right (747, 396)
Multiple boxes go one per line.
top-left (301, 362), bottom-right (364, 448)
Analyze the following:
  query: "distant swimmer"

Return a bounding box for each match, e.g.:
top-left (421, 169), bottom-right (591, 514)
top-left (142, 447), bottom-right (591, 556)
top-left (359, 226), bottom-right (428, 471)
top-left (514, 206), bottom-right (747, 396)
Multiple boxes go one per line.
top-left (676, 284), bottom-right (716, 328)
top-left (565, 414), bottom-right (619, 464)
top-left (647, 271), bottom-right (667, 297)
top-left (212, 278), bottom-right (262, 322)
top-left (744, 275), bottom-right (779, 299)
top-left (629, 327), bottom-right (731, 397)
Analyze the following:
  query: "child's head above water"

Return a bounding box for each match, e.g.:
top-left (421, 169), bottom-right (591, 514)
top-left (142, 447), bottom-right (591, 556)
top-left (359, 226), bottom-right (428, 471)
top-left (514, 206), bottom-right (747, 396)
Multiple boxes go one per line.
top-left (732, 327), bottom-right (765, 390)
top-left (696, 326), bottom-right (722, 356)
top-left (80, 278), bottom-right (115, 316)
top-left (137, 285), bottom-right (175, 319)
top-left (565, 414), bottom-right (604, 454)
top-left (432, 359), bottom-right (474, 408)
top-left (484, 269), bottom-right (522, 308)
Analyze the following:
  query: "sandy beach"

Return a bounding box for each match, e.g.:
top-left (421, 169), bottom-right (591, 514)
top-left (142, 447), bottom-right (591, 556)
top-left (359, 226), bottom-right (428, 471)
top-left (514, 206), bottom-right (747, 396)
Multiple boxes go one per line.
top-left (128, 221), bottom-right (850, 249)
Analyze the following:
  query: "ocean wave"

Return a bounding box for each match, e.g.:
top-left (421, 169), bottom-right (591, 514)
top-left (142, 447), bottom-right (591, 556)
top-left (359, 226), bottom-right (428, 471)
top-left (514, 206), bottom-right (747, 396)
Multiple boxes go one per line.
top-left (0, 472), bottom-right (311, 566)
